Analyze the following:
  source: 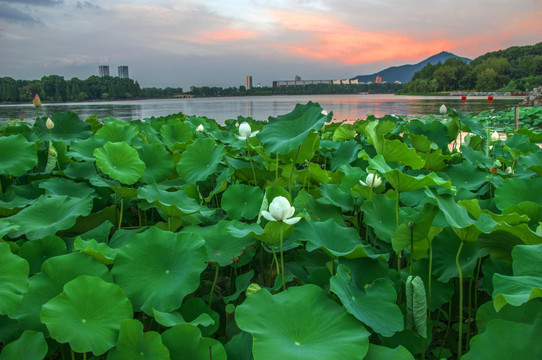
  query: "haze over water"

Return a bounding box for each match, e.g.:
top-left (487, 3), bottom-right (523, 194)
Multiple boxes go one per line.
top-left (0, 95), bottom-right (522, 124)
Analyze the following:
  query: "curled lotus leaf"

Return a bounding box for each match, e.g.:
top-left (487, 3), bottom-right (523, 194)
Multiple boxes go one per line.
top-left (94, 141), bottom-right (145, 185)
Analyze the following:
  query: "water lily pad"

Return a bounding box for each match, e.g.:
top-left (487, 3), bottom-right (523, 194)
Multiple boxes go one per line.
top-left (236, 284), bottom-right (370, 360)
top-left (41, 275), bottom-right (133, 355)
top-left (5, 195), bottom-right (93, 240)
top-left (0, 134), bottom-right (37, 176)
top-left (0, 330), bottom-right (48, 360)
top-left (0, 243), bottom-right (29, 315)
top-left (161, 324), bottom-right (227, 360)
top-left (221, 184), bottom-right (264, 220)
top-left (94, 141), bottom-right (145, 185)
top-left (330, 264), bottom-right (404, 337)
top-left (107, 319), bottom-right (169, 360)
top-left (177, 138), bottom-right (225, 183)
top-left (112, 227), bottom-right (207, 314)
top-left (257, 102), bottom-right (330, 155)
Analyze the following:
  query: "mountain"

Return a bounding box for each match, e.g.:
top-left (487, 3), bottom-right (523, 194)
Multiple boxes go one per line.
top-left (351, 51), bottom-right (471, 84)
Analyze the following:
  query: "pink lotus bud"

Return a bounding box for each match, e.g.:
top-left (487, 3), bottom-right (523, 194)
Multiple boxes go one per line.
top-left (33, 94), bottom-right (41, 108)
top-left (19, 113), bottom-right (24, 120)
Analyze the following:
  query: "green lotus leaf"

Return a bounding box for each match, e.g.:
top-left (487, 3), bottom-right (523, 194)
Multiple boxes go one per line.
top-left (111, 227), bottom-right (207, 314)
top-left (95, 120), bottom-right (139, 143)
top-left (494, 177), bottom-right (542, 211)
top-left (107, 319), bottom-right (169, 360)
top-left (381, 139), bottom-right (425, 169)
top-left (137, 143), bottom-right (174, 183)
top-left (236, 284), bottom-right (370, 360)
top-left (369, 155), bottom-right (453, 193)
top-left (176, 138), bottom-right (225, 183)
top-left (74, 237), bottom-right (118, 265)
top-left (283, 130), bottom-right (320, 163)
top-left (223, 269), bottom-right (255, 303)
top-left (391, 207), bottom-right (439, 259)
top-left (224, 332), bottom-right (253, 360)
top-left (0, 330), bottom-right (48, 360)
top-left (329, 140), bottom-right (362, 171)
top-left (360, 194), bottom-right (398, 243)
top-left (152, 309), bottom-right (215, 328)
top-left (0, 188), bottom-right (35, 216)
top-left (178, 297), bottom-right (220, 337)
top-left (160, 121), bottom-right (193, 147)
top-left (94, 141), bottom-right (145, 185)
top-left (137, 183), bottom-right (203, 217)
top-left (442, 162), bottom-right (489, 191)
top-left (183, 220), bottom-right (255, 266)
top-left (162, 324), bottom-right (227, 360)
top-left (37, 177), bottom-right (96, 198)
top-left (364, 344), bottom-right (415, 360)
top-left (332, 124), bottom-right (356, 141)
top-left (257, 102), bottom-right (330, 155)
top-left (316, 182), bottom-right (354, 211)
top-left (462, 316), bottom-right (542, 360)
top-left (5, 195), bottom-right (93, 240)
top-left (297, 218), bottom-right (380, 259)
top-left (8, 252), bottom-right (112, 331)
top-left (330, 264), bottom-right (404, 337)
top-left (0, 243), bottom-right (29, 315)
top-left (41, 275), bottom-right (133, 356)
top-left (34, 112), bottom-right (92, 143)
top-left (475, 299), bottom-right (542, 333)
top-left (492, 243), bottom-right (542, 311)
top-left (18, 235), bottom-right (67, 274)
top-left (460, 146), bottom-right (493, 168)
top-left (0, 134), bottom-right (37, 176)
top-left (221, 184), bottom-right (264, 220)
top-left (518, 151), bottom-right (542, 175)
top-left (67, 136), bottom-right (107, 162)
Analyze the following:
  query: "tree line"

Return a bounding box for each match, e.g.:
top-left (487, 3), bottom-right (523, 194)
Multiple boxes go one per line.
top-left (0, 75), bottom-right (183, 103)
top-left (400, 42), bottom-right (542, 93)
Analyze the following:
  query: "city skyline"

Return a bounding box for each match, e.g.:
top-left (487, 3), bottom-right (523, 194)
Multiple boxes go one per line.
top-left (1, 0), bottom-right (541, 89)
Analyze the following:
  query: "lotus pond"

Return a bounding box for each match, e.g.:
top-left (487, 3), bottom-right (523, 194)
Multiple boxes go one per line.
top-left (0, 103), bottom-right (541, 360)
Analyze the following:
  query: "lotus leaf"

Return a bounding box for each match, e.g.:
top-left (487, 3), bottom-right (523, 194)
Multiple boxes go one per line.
top-left (18, 235), bottom-right (66, 274)
top-left (37, 177), bottom-right (96, 198)
top-left (112, 227), bottom-right (207, 314)
top-left (94, 141), bottom-right (145, 185)
top-left (107, 319), bottom-right (169, 360)
top-left (161, 324), bottom-right (227, 360)
top-left (176, 138), bottom-right (225, 183)
top-left (74, 237), bottom-right (118, 265)
top-left (137, 143), bottom-right (174, 183)
top-left (160, 121), bottom-right (193, 147)
top-left (236, 284), bottom-right (370, 360)
top-left (137, 183), bottom-right (203, 217)
top-left (5, 195), bottom-right (93, 240)
top-left (360, 194), bottom-right (398, 243)
top-left (222, 184), bottom-right (264, 220)
top-left (34, 112), bottom-right (92, 143)
top-left (475, 299), bottom-right (542, 333)
top-left (224, 332), bottom-right (253, 360)
top-left (178, 297), bottom-right (220, 337)
top-left (152, 309), bottom-right (215, 328)
top-left (67, 136), bottom-right (107, 162)
top-left (494, 177), bottom-right (542, 211)
top-left (223, 269), bottom-right (255, 303)
top-left (257, 102), bottom-right (330, 155)
top-left (95, 120), bottom-right (139, 143)
top-left (364, 344), bottom-right (415, 360)
top-left (329, 140), bottom-right (362, 170)
top-left (330, 264), bottom-right (404, 337)
top-left (0, 330), bottom-right (48, 360)
top-left (0, 134), bottom-right (37, 176)
top-left (0, 243), bottom-right (29, 315)
top-left (316, 182), bottom-right (354, 211)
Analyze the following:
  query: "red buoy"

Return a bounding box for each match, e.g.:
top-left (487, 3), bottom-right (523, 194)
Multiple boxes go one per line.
top-left (488, 95), bottom-right (494, 102)
top-left (461, 95), bottom-right (467, 102)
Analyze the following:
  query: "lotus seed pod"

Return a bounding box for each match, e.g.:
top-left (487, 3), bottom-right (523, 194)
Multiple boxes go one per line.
top-left (246, 283), bottom-right (262, 296)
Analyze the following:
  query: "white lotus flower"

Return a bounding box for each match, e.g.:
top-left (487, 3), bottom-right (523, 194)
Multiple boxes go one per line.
top-left (506, 166), bottom-right (514, 174)
top-left (360, 173), bottom-right (382, 188)
top-left (46, 118), bottom-right (54, 130)
top-left (491, 131), bottom-right (499, 142)
top-left (196, 124), bottom-right (204, 132)
top-left (237, 121), bottom-right (259, 140)
top-left (261, 196), bottom-right (301, 225)
top-left (439, 104), bottom-right (447, 115)
top-left (321, 110), bottom-right (328, 116)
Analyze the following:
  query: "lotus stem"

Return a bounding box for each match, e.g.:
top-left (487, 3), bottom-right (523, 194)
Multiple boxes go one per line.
top-left (208, 262), bottom-right (219, 309)
top-left (289, 147), bottom-right (301, 198)
top-left (246, 139), bottom-right (257, 186)
top-left (71, 349), bottom-right (75, 360)
top-left (280, 222), bottom-right (286, 290)
top-left (271, 246), bottom-right (280, 286)
top-left (275, 154), bottom-right (279, 182)
top-left (118, 198), bottom-right (123, 230)
top-left (409, 223), bottom-right (414, 276)
top-left (365, 188), bottom-right (373, 245)
top-left (396, 192), bottom-right (401, 274)
top-left (455, 240), bottom-right (465, 359)
top-left (438, 301), bottom-right (453, 359)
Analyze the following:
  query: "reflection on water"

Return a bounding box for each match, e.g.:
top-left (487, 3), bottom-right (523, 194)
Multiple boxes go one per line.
top-left (0, 95), bottom-right (522, 124)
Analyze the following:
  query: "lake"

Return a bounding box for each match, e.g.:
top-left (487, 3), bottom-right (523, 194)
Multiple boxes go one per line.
top-left (0, 94), bottom-right (523, 124)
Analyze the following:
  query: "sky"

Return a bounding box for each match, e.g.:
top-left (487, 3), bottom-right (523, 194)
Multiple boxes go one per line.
top-left (1, 0), bottom-right (541, 89)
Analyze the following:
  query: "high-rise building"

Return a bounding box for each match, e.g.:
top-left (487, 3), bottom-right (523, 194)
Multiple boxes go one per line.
top-left (98, 65), bottom-right (110, 77)
top-left (245, 75), bottom-right (253, 90)
top-left (375, 75), bottom-right (382, 84)
top-left (118, 66), bottom-right (129, 79)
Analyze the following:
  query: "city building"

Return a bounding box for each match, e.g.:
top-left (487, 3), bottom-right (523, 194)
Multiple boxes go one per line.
top-left (375, 75), bottom-right (382, 84)
top-left (245, 75), bottom-right (253, 90)
top-left (118, 66), bottom-right (129, 79)
top-left (98, 65), bottom-right (110, 77)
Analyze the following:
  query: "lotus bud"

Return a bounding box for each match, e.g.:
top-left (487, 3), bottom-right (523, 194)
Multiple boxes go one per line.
top-left (430, 143), bottom-right (439, 151)
top-left (33, 94), bottom-right (41, 108)
top-left (491, 131), bottom-right (499, 142)
top-left (494, 159), bottom-right (502, 168)
top-left (321, 110), bottom-right (328, 116)
top-left (439, 104), bottom-right (447, 115)
top-left (246, 283), bottom-right (262, 296)
top-left (196, 124), bottom-right (204, 132)
top-left (361, 173), bottom-right (382, 188)
top-left (46, 118), bottom-right (54, 130)
top-left (239, 122), bottom-right (252, 138)
top-left (506, 166), bottom-right (514, 174)
top-left (19, 113), bottom-right (24, 120)
top-left (48, 147), bottom-right (57, 157)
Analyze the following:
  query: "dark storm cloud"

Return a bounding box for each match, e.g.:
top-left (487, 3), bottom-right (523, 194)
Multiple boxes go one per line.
top-left (0, 0), bottom-right (63, 5)
top-left (0, 3), bottom-right (40, 24)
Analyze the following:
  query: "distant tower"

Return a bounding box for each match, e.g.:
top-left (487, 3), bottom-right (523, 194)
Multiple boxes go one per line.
top-left (245, 75), bottom-right (253, 90)
top-left (99, 65), bottom-right (110, 77)
top-left (118, 66), bottom-right (129, 79)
